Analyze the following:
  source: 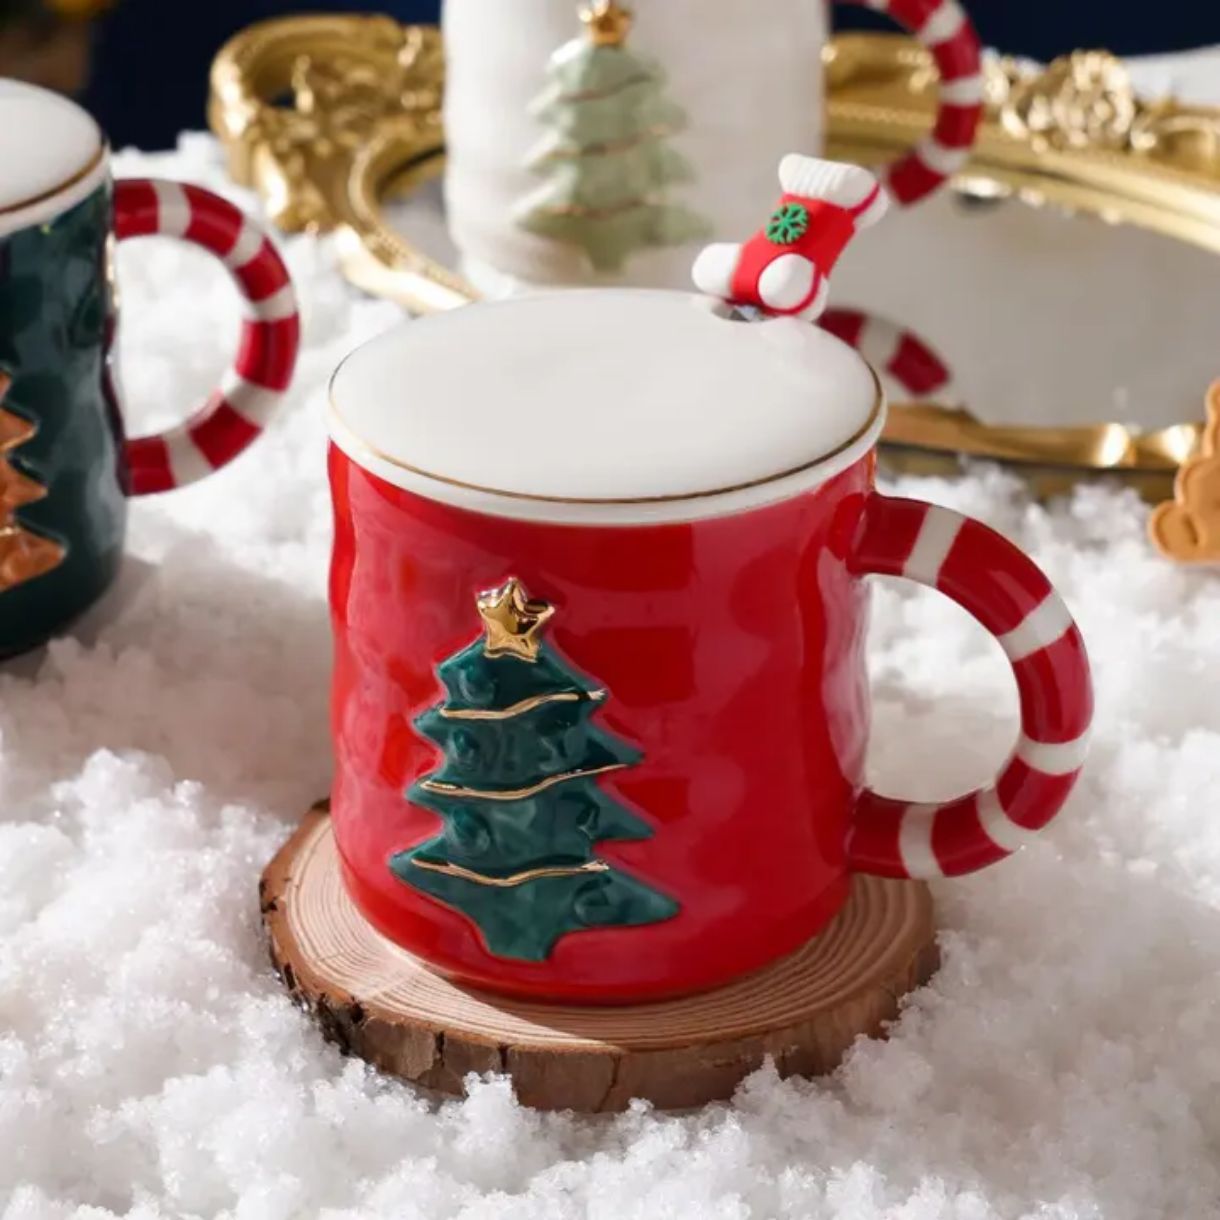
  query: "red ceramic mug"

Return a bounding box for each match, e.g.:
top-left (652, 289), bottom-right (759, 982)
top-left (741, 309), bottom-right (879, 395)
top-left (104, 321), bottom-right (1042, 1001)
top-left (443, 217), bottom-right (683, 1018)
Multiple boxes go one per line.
top-left (326, 288), bottom-right (1093, 1005)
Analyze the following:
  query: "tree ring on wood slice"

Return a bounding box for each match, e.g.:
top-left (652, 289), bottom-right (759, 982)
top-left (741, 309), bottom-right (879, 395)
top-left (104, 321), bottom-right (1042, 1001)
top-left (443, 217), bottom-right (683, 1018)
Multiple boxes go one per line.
top-left (261, 801), bottom-right (940, 1113)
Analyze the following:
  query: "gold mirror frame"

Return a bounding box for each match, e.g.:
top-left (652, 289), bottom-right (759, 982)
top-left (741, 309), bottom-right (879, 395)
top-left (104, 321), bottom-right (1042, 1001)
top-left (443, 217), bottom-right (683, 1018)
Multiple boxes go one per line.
top-left (208, 19), bottom-right (1220, 563)
top-left (207, 15), bottom-right (467, 313)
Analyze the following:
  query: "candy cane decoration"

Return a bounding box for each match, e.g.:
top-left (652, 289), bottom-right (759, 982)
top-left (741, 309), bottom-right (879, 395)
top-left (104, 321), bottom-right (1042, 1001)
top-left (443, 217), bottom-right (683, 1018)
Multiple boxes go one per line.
top-left (848, 498), bottom-right (1093, 878)
top-left (820, 307), bottom-right (960, 401)
top-left (114, 179), bottom-right (301, 495)
top-left (837, 0), bottom-right (985, 207)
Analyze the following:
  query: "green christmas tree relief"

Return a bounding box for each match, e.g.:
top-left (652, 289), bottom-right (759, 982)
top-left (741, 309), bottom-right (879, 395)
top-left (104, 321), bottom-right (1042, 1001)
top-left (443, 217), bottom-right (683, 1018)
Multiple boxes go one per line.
top-left (389, 578), bottom-right (679, 961)
top-left (513, 1), bottom-right (712, 274)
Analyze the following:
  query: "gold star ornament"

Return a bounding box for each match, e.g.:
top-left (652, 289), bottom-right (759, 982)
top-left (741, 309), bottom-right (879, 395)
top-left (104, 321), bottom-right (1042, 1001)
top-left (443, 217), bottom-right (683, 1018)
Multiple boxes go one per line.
top-left (477, 578), bottom-right (555, 662)
top-left (580, 0), bottom-right (633, 48)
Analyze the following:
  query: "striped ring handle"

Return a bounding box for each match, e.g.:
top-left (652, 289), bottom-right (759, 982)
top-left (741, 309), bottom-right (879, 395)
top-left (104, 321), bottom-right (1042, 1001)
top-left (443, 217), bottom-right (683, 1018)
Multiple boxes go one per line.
top-left (114, 178), bottom-right (301, 495)
top-left (848, 496), bottom-right (1093, 879)
top-left (836, 0), bottom-right (984, 207)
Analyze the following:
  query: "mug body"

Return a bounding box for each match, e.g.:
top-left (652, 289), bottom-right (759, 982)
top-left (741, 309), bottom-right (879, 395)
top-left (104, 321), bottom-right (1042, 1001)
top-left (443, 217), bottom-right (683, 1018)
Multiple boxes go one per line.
top-left (326, 289), bottom-right (884, 1003)
top-left (329, 450), bottom-right (875, 1002)
top-left (0, 81), bottom-right (124, 658)
top-left (326, 276), bottom-right (1093, 1005)
top-left (441, 0), bottom-right (827, 294)
top-left (1, 78), bottom-right (302, 657)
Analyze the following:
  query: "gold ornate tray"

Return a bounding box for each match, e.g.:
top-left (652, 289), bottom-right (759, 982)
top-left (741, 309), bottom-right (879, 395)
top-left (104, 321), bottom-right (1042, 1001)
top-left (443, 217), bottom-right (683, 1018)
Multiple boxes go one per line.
top-left (208, 20), bottom-right (1220, 563)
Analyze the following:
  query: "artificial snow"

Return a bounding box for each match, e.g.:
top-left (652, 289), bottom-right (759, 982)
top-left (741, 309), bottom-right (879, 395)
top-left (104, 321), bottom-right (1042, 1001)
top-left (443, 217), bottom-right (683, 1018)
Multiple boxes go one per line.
top-left (3, 133), bottom-right (1220, 1220)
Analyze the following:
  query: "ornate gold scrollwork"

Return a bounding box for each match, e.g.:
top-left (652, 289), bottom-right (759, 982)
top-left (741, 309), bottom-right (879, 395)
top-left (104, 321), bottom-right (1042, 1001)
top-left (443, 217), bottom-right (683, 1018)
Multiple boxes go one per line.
top-left (978, 48), bottom-right (1220, 169)
top-left (208, 16), bottom-right (467, 312)
top-left (995, 51), bottom-right (1138, 152)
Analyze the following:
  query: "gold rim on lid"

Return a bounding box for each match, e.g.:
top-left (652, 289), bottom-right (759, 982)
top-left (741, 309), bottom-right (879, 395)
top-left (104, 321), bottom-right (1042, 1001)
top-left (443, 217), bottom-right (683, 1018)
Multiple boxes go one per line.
top-left (326, 361), bottom-right (885, 510)
top-left (0, 142), bottom-right (107, 218)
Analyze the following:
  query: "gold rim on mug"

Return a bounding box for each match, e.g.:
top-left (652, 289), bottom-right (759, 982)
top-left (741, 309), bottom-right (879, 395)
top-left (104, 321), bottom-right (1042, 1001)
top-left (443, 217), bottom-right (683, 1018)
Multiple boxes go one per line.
top-left (207, 19), bottom-right (1220, 563)
top-left (0, 141), bottom-right (106, 217)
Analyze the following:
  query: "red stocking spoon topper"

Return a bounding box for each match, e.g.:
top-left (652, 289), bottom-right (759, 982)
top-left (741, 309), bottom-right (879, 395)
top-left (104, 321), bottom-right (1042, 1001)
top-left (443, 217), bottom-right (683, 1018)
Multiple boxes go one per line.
top-left (693, 155), bottom-right (887, 323)
top-left (691, 154), bottom-right (961, 398)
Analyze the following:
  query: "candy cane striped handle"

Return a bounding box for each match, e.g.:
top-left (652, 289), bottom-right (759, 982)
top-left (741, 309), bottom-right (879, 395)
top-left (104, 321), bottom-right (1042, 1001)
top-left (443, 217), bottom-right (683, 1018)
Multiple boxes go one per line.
top-left (836, 0), bottom-right (984, 206)
top-left (114, 178), bottom-right (301, 495)
top-left (820, 308), bottom-right (959, 401)
top-left (848, 496), bottom-right (1093, 879)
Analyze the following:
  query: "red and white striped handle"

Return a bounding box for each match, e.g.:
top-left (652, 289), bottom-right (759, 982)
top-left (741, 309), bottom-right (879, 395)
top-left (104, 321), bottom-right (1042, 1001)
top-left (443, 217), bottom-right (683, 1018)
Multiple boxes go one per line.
top-left (820, 308), bottom-right (958, 401)
top-left (836, 0), bottom-right (984, 206)
top-left (848, 496), bottom-right (1093, 879)
top-left (114, 178), bottom-right (301, 495)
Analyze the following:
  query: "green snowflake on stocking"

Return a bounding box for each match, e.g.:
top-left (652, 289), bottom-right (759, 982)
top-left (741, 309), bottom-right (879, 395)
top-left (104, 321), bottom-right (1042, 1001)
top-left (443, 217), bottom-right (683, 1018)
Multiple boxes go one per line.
top-left (765, 202), bottom-right (810, 245)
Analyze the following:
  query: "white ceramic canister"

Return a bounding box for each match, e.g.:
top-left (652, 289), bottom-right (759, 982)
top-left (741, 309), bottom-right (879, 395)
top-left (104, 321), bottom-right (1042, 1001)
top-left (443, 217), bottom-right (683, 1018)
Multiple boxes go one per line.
top-left (441, 0), bottom-right (983, 297)
top-left (442, 0), bottom-right (829, 295)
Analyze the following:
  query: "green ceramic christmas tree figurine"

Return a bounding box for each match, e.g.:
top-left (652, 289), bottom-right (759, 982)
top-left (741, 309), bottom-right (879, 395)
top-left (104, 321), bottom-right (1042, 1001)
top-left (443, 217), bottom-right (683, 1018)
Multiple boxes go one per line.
top-left (514, 0), bottom-right (712, 274)
top-left (389, 577), bottom-right (679, 962)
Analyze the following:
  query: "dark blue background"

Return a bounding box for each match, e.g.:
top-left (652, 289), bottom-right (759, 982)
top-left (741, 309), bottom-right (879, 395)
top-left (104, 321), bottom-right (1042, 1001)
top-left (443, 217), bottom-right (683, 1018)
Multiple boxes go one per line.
top-left (82, 1), bottom-right (1220, 151)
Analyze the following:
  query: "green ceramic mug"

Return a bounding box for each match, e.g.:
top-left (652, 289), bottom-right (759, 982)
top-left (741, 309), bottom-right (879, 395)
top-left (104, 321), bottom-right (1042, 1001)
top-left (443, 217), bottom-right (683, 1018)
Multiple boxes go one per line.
top-left (0, 79), bottom-right (301, 659)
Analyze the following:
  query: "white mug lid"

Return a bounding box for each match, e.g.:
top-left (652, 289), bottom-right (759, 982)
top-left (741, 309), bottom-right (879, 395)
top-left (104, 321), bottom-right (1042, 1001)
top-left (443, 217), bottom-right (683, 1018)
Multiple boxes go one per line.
top-left (0, 79), bottom-right (106, 238)
top-left (328, 289), bottom-right (883, 526)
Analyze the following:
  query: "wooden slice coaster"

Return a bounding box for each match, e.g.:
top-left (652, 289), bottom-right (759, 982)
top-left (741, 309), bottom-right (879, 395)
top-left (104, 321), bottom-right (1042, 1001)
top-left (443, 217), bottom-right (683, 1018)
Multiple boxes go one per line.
top-left (262, 801), bottom-right (939, 1113)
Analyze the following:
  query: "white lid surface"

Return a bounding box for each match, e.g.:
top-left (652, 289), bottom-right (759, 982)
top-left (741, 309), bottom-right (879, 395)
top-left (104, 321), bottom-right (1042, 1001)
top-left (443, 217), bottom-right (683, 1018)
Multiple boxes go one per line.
top-left (328, 289), bottom-right (883, 525)
top-left (0, 80), bottom-right (106, 237)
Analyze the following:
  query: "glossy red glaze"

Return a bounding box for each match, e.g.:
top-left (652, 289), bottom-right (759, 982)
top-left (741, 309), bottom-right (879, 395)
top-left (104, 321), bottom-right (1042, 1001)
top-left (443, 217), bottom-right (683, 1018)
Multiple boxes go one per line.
top-left (329, 447), bottom-right (873, 1003)
top-left (328, 442), bottom-right (1094, 1003)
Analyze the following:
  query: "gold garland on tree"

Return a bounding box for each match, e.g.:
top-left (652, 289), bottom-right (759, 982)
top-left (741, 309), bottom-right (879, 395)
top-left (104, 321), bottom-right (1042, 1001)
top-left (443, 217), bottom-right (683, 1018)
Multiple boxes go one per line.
top-left (0, 372), bottom-right (64, 594)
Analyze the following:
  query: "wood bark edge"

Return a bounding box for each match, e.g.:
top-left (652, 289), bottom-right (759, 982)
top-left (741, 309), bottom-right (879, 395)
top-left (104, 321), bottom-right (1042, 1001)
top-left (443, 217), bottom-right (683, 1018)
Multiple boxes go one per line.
top-left (261, 801), bottom-right (940, 1113)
